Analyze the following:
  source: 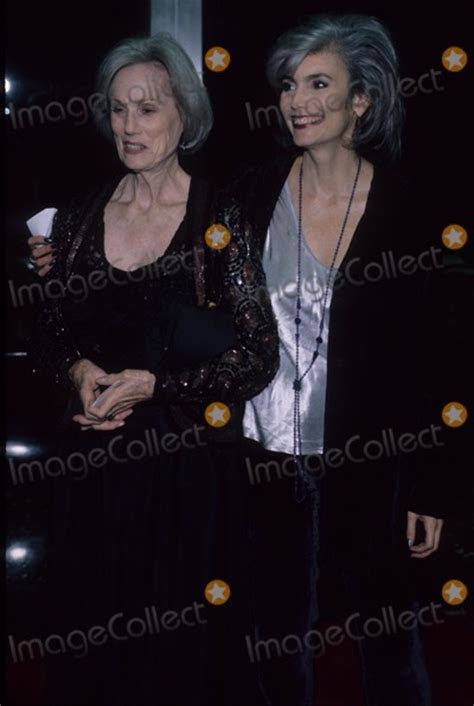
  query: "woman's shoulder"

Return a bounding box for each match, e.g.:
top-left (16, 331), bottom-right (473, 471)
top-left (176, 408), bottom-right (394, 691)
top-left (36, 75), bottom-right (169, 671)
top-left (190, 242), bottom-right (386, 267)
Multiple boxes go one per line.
top-left (53, 177), bottom-right (120, 233)
top-left (222, 149), bottom-right (297, 202)
top-left (217, 150), bottom-right (298, 239)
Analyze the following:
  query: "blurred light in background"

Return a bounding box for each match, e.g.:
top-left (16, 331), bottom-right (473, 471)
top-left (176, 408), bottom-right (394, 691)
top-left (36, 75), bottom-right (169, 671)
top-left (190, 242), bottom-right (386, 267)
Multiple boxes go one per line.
top-left (7, 442), bottom-right (32, 457)
top-left (7, 544), bottom-right (28, 562)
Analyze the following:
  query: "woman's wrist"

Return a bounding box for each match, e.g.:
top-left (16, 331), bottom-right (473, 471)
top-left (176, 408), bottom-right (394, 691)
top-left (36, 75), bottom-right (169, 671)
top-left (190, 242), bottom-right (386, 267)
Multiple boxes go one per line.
top-left (68, 358), bottom-right (91, 384)
top-left (146, 371), bottom-right (156, 397)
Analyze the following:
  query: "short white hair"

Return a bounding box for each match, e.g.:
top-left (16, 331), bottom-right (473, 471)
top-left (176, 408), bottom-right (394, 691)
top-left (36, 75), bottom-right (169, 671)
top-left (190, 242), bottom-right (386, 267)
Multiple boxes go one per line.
top-left (94, 33), bottom-right (213, 153)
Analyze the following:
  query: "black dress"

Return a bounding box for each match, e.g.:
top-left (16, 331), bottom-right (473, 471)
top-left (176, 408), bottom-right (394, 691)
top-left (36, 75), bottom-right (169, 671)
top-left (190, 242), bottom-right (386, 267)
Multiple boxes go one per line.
top-left (33, 173), bottom-right (279, 705)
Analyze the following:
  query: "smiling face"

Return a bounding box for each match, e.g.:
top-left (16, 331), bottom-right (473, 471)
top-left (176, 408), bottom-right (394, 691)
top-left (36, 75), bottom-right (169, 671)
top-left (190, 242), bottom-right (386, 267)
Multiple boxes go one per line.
top-left (279, 50), bottom-right (369, 151)
top-left (109, 62), bottom-right (183, 172)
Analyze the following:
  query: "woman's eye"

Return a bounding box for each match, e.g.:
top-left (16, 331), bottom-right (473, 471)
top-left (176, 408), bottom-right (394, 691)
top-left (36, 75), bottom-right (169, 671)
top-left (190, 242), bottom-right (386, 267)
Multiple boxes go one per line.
top-left (141, 106), bottom-right (156, 114)
top-left (312, 80), bottom-right (328, 89)
top-left (281, 81), bottom-right (294, 93)
top-left (111, 106), bottom-right (124, 113)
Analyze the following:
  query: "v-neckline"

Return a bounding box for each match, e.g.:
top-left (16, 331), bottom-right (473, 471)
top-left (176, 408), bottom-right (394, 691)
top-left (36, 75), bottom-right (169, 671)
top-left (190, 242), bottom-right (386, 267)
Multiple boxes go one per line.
top-left (100, 174), bottom-right (194, 273)
top-left (284, 161), bottom-right (377, 274)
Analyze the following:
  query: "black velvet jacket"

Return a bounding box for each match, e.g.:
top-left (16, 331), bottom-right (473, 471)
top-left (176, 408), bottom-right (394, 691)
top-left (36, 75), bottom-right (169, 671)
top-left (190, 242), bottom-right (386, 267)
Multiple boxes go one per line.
top-left (228, 150), bottom-right (446, 523)
top-left (33, 174), bottom-right (279, 441)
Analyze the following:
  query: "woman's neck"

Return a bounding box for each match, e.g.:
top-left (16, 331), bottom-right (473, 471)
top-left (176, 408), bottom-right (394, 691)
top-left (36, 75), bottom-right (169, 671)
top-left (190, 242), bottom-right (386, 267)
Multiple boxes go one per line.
top-left (301, 146), bottom-right (363, 199)
top-left (123, 155), bottom-right (189, 210)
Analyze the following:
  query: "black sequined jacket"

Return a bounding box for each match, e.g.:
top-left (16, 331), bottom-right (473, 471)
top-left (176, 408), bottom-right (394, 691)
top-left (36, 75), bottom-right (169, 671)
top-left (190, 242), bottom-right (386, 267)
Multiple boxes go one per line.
top-left (32, 174), bottom-right (279, 440)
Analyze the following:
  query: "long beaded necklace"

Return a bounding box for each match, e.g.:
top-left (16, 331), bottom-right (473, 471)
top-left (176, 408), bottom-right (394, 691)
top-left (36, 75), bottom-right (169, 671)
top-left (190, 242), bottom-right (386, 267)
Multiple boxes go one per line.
top-left (292, 154), bottom-right (362, 501)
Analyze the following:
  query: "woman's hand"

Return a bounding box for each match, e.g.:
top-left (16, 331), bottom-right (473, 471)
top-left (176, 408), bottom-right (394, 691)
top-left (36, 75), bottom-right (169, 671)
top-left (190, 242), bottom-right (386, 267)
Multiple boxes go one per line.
top-left (84, 368), bottom-right (157, 420)
top-left (28, 235), bottom-right (56, 276)
top-left (69, 359), bottom-right (134, 431)
top-left (406, 511), bottom-right (443, 559)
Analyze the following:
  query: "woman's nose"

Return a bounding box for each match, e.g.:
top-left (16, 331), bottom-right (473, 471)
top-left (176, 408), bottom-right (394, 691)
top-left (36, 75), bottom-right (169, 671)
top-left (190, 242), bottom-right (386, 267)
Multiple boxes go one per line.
top-left (124, 110), bottom-right (138, 134)
top-left (290, 86), bottom-right (307, 111)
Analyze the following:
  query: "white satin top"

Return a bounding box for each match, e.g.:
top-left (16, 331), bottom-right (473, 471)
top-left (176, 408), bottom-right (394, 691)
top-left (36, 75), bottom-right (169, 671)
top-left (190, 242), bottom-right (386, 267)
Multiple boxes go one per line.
top-left (243, 181), bottom-right (334, 454)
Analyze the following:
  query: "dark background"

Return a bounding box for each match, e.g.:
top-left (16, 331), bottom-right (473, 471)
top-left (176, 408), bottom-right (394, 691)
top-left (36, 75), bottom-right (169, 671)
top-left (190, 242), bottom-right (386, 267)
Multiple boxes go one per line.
top-left (5, 1), bottom-right (473, 704)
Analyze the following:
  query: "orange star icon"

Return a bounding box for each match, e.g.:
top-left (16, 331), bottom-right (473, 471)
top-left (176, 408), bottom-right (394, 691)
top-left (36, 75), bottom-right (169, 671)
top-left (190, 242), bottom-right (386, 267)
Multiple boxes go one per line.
top-left (205, 224), bottom-right (231, 250)
top-left (442, 579), bottom-right (468, 606)
top-left (205, 579), bottom-right (231, 605)
top-left (205, 46), bottom-right (231, 72)
top-left (442, 224), bottom-right (467, 250)
top-left (204, 402), bottom-right (231, 428)
top-left (441, 402), bottom-right (467, 428)
top-left (442, 46), bottom-right (468, 72)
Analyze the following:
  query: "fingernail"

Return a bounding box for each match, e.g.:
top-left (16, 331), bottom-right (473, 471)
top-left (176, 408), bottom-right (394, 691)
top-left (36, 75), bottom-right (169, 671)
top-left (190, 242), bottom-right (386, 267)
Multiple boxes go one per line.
top-left (118, 422), bottom-right (125, 427)
top-left (407, 539), bottom-right (414, 547)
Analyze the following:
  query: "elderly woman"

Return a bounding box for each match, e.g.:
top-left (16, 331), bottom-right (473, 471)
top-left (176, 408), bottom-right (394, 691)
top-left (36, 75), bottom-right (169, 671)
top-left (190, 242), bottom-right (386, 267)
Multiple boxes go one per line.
top-left (30, 34), bottom-right (278, 706)
top-left (232, 13), bottom-right (444, 706)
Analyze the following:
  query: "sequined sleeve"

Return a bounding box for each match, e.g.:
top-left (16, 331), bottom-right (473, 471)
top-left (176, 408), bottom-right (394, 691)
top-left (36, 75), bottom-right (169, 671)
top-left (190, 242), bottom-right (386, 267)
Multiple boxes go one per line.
top-left (30, 201), bottom-right (84, 389)
top-left (152, 198), bottom-right (280, 403)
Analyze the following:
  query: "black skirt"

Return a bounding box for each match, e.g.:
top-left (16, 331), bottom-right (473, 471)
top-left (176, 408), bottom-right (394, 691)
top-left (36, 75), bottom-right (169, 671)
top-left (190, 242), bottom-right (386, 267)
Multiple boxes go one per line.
top-left (46, 405), bottom-right (263, 705)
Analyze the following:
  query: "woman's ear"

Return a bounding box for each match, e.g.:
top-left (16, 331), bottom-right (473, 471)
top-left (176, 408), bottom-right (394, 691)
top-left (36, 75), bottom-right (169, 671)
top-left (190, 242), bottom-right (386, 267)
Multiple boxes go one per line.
top-left (352, 92), bottom-right (371, 118)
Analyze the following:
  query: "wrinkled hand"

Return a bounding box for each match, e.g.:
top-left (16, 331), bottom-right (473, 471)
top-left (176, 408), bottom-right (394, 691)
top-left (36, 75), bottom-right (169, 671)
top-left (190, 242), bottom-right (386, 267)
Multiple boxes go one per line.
top-left (85, 368), bottom-right (156, 421)
top-left (407, 511), bottom-right (443, 559)
top-left (69, 359), bottom-right (134, 431)
top-left (28, 235), bottom-right (56, 276)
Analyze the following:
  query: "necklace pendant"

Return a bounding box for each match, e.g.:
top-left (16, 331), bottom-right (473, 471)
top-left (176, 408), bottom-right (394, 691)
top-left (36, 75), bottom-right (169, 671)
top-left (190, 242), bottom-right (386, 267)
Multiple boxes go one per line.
top-left (293, 379), bottom-right (301, 391)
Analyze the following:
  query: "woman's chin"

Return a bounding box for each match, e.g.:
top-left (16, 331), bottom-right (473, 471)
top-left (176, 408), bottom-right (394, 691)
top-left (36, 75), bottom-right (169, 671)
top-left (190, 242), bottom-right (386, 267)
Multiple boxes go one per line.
top-left (291, 130), bottom-right (321, 148)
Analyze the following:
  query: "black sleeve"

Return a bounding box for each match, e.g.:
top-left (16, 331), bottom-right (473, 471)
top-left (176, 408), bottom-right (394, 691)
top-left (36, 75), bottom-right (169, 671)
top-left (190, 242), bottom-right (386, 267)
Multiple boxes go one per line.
top-left (403, 182), bottom-right (449, 519)
top-left (151, 198), bottom-right (280, 403)
top-left (29, 201), bottom-right (84, 390)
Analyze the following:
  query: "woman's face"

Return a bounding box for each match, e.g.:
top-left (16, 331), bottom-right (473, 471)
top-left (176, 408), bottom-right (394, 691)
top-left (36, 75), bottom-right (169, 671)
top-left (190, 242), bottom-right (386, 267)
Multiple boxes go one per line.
top-left (109, 62), bottom-right (183, 172)
top-left (279, 50), bottom-right (367, 151)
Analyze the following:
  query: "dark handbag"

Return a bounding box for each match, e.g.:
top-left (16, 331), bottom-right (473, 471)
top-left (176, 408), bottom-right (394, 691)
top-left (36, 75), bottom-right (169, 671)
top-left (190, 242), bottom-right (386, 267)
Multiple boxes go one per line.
top-left (155, 176), bottom-right (240, 370)
top-left (162, 301), bottom-right (239, 370)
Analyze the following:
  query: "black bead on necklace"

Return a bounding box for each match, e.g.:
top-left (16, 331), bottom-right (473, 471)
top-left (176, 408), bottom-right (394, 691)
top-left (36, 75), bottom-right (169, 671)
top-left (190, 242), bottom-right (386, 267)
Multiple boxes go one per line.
top-left (292, 154), bottom-right (362, 501)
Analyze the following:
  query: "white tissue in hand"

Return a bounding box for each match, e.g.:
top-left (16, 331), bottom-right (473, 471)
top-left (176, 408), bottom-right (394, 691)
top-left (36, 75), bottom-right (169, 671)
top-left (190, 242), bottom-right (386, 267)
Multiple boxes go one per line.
top-left (26, 208), bottom-right (58, 237)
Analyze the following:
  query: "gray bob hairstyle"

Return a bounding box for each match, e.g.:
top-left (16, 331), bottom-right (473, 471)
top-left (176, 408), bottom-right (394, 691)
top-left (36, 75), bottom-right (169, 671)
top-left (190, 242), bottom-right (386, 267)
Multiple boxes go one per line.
top-left (94, 33), bottom-right (213, 153)
top-left (266, 14), bottom-right (404, 162)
